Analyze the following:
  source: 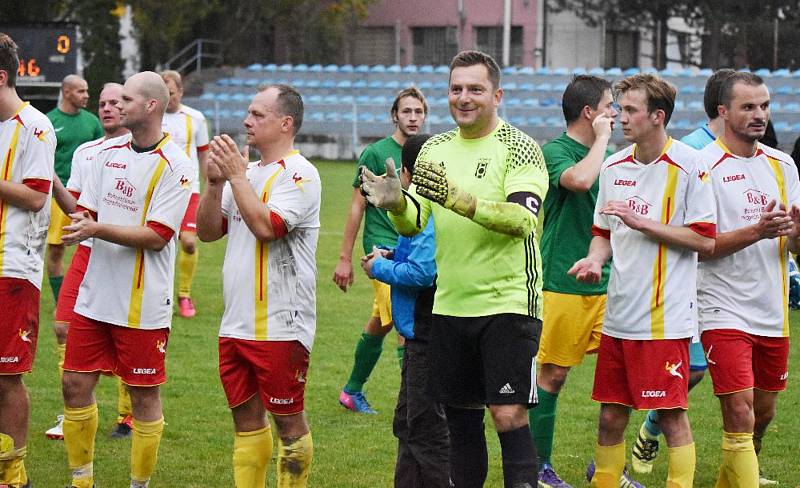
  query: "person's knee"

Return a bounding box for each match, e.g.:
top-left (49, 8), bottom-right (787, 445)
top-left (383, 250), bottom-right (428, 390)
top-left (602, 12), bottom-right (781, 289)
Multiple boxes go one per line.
top-left (272, 412), bottom-right (309, 439)
top-left (128, 385), bottom-right (162, 420)
top-left (47, 243), bottom-right (65, 261)
top-left (688, 369), bottom-right (705, 389)
top-left (598, 405), bottom-right (629, 438)
top-left (0, 374), bottom-right (23, 397)
top-left (364, 316), bottom-right (392, 336)
top-left (721, 394), bottom-right (755, 431)
top-left (180, 233), bottom-right (196, 253)
top-left (488, 404), bottom-right (527, 432)
top-left (657, 409), bottom-right (691, 442)
top-left (232, 396), bottom-right (268, 432)
top-left (54, 322), bottom-right (69, 344)
top-left (538, 363), bottom-right (570, 393)
top-left (61, 372), bottom-right (92, 406)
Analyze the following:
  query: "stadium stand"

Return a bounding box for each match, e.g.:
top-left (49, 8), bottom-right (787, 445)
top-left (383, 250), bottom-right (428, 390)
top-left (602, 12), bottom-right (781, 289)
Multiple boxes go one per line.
top-left (186, 64), bottom-right (800, 155)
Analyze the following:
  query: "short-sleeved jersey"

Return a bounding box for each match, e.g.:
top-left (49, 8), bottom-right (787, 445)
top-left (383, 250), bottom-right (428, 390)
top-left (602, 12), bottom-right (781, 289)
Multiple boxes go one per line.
top-left (46, 108), bottom-right (103, 184)
top-left (352, 136), bottom-right (401, 253)
top-left (74, 134), bottom-right (193, 329)
top-left (0, 103), bottom-right (55, 289)
top-left (219, 151), bottom-right (321, 351)
top-left (161, 104), bottom-right (209, 194)
top-left (541, 132), bottom-right (612, 295)
top-left (393, 119), bottom-right (549, 318)
top-left (67, 136), bottom-right (110, 249)
top-left (681, 124), bottom-right (716, 150)
top-left (594, 138), bottom-right (716, 340)
top-left (697, 140), bottom-right (800, 338)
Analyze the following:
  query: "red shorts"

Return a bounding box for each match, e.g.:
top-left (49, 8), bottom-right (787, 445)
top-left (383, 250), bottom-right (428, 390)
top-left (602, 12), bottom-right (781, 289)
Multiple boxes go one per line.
top-left (0, 278), bottom-right (40, 374)
top-left (54, 244), bottom-right (91, 325)
top-left (63, 313), bottom-right (170, 386)
top-left (180, 193), bottom-right (199, 233)
top-left (592, 334), bottom-right (690, 410)
top-left (701, 329), bottom-right (789, 395)
top-left (219, 338), bottom-right (310, 415)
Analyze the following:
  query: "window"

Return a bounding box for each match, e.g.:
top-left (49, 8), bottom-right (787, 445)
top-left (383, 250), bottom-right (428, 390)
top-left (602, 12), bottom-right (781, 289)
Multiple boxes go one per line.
top-left (605, 29), bottom-right (639, 69)
top-left (412, 27), bottom-right (459, 65)
top-left (352, 27), bottom-right (395, 65)
top-left (474, 26), bottom-right (523, 66)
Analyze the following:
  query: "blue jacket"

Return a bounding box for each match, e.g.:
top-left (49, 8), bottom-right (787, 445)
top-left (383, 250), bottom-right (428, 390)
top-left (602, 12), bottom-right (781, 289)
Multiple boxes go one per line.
top-left (371, 219), bottom-right (436, 339)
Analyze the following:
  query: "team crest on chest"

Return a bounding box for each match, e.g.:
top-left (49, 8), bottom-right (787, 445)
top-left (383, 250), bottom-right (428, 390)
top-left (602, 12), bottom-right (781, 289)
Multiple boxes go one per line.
top-left (474, 158), bottom-right (491, 179)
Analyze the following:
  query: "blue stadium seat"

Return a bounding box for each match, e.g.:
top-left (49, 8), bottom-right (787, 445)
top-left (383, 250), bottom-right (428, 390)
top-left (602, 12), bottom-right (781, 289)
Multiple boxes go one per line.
top-left (356, 95), bottom-right (371, 105)
top-left (340, 95), bottom-right (354, 104)
top-left (774, 121), bottom-right (791, 132)
top-left (528, 115), bottom-right (544, 126)
top-left (504, 82), bottom-right (518, 91)
top-left (518, 82), bottom-right (535, 92)
top-left (510, 115), bottom-right (526, 126)
top-left (698, 68), bottom-right (713, 77)
top-left (572, 67), bottom-right (587, 75)
top-left (355, 64), bottom-right (370, 73)
top-left (427, 114), bottom-right (443, 124)
top-left (342, 111), bottom-right (356, 122)
top-left (353, 80), bottom-right (368, 89)
top-left (324, 64), bottom-right (339, 72)
top-left (659, 67), bottom-right (677, 77)
top-left (384, 80), bottom-right (400, 89)
top-left (230, 78), bottom-right (245, 87)
top-left (305, 79), bottom-right (321, 89)
top-left (623, 67), bottom-right (639, 76)
top-left (502, 66), bottom-right (518, 75)
top-left (294, 64), bottom-right (309, 72)
top-left (776, 85), bottom-right (793, 95)
top-left (605, 67), bottom-right (623, 76)
top-left (518, 66), bottom-right (535, 76)
top-left (325, 112), bottom-right (341, 122)
top-left (553, 68), bottom-right (569, 76)
top-left (771, 101), bottom-right (783, 111)
top-left (200, 92), bottom-right (215, 101)
top-left (435, 65), bottom-right (450, 74)
top-left (216, 109), bottom-right (231, 119)
top-left (589, 67), bottom-right (605, 75)
top-left (642, 67), bottom-right (658, 74)
top-left (231, 93), bottom-right (247, 102)
top-left (417, 80), bottom-right (433, 90)
top-left (755, 68), bottom-right (772, 77)
top-left (337, 80), bottom-right (352, 89)
top-left (545, 116), bottom-right (561, 126)
top-left (553, 83), bottom-right (567, 93)
top-left (232, 109), bottom-right (246, 119)
top-left (340, 64), bottom-right (354, 73)
top-left (535, 67), bottom-right (552, 76)
top-left (245, 79), bottom-right (259, 87)
top-left (308, 112), bottom-right (325, 122)
top-left (402, 65), bottom-right (418, 73)
top-left (433, 80), bottom-right (448, 91)
top-left (370, 65), bottom-right (387, 73)
top-left (247, 63), bottom-right (263, 71)
top-left (680, 85), bottom-right (696, 94)
top-left (215, 93), bottom-right (230, 102)
top-left (387, 65), bottom-right (402, 73)
top-left (540, 98), bottom-right (558, 108)
top-left (688, 100), bottom-right (703, 111)
top-left (367, 80), bottom-right (383, 89)
top-left (217, 78), bottom-right (231, 86)
top-left (783, 102), bottom-right (800, 112)
top-left (358, 112), bottom-right (376, 123)
top-left (308, 64), bottom-right (323, 72)
top-left (263, 63), bottom-right (277, 72)
top-left (672, 119), bottom-right (690, 130)
top-left (419, 65), bottom-right (434, 73)
top-left (371, 95), bottom-right (388, 105)
top-left (278, 64), bottom-right (293, 72)
top-left (306, 94), bottom-right (323, 104)
top-left (674, 100), bottom-right (685, 110)
top-left (535, 83), bottom-right (553, 92)
top-left (522, 98), bottom-right (539, 108)
top-left (321, 80), bottom-right (336, 89)
top-left (505, 98), bottom-right (522, 108)
top-left (792, 122), bottom-right (800, 132)
top-left (323, 94), bottom-right (339, 104)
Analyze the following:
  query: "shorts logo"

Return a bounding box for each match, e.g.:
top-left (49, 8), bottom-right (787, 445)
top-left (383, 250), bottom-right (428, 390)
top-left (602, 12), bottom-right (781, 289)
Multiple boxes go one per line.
top-left (18, 329), bottom-right (31, 343)
top-left (499, 383), bottom-right (515, 395)
top-left (0, 356), bottom-right (19, 363)
top-left (114, 178), bottom-right (136, 198)
top-left (665, 360), bottom-right (683, 379)
top-left (292, 172), bottom-right (310, 191)
top-left (269, 397), bottom-right (294, 405)
top-left (296, 370), bottom-right (306, 383)
top-left (132, 368), bottom-right (157, 375)
top-left (156, 340), bottom-right (166, 354)
top-left (780, 371), bottom-right (789, 381)
top-left (705, 345), bottom-right (717, 365)
top-left (474, 158), bottom-right (490, 179)
top-left (641, 390), bottom-right (666, 398)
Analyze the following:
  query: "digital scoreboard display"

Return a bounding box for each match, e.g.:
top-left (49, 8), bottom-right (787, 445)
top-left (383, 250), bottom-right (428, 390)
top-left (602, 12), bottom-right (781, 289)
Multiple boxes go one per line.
top-left (0, 23), bottom-right (78, 84)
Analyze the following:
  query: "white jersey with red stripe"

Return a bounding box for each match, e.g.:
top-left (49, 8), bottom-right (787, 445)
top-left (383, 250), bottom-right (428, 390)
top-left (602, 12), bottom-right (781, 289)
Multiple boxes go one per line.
top-left (698, 140), bottom-right (800, 338)
top-left (74, 133), bottom-right (193, 329)
top-left (219, 150), bottom-right (321, 351)
top-left (161, 104), bottom-right (209, 194)
top-left (0, 102), bottom-right (55, 289)
top-left (67, 136), bottom-right (117, 249)
top-left (593, 138), bottom-right (716, 340)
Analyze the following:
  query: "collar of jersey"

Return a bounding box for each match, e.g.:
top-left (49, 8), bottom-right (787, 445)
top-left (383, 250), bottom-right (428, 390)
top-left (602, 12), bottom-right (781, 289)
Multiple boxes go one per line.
top-left (632, 136), bottom-right (673, 164)
top-left (259, 149), bottom-right (299, 166)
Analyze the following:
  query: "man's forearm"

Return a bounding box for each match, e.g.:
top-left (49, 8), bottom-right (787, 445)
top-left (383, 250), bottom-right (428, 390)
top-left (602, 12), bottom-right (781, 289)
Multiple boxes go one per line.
top-left (389, 193), bottom-right (424, 237)
top-left (638, 220), bottom-right (715, 254)
top-left (471, 199), bottom-right (536, 237)
top-left (0, 180), bottom-right (48, 212)
top-left (197, 183), bottom-right (225, 242)
top-left (701, 225), bottom-right (761, 260)
top-left (53, 178), bottom-right (78, 215)
top-left (229, 175), bottom-right (279, 242)
top-left (93, 224), bottom-right (168, 251)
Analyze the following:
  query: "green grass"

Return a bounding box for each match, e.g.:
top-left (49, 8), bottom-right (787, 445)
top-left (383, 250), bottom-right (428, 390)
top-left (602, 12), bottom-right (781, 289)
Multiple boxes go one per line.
top-left (23, 160), bottom-right (800, 486)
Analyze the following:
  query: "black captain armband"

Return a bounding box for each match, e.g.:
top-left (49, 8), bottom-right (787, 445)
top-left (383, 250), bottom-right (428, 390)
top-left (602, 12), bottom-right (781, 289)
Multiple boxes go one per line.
top-left (507, 192), bottom-right (542, 216)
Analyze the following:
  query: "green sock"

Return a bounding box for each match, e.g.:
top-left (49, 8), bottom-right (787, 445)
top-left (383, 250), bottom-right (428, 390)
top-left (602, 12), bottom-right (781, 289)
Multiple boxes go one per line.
top-left (49, 275), bottom-right (64, 303)
top-left (529, 386), bottom-right (558, 466)
top-left (396, 345), bottom-right (406, 369)
top-left (343, 332), bottom-right (385, 393)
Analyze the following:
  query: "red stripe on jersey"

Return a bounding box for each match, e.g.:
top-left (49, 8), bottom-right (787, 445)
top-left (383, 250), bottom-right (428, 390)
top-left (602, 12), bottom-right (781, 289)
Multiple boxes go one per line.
top-left (75, 205), bottom-right (98, 221)
top-left (68, 190), bottom-right (81, 200)
top-left (712, 152), bottom-right (734, 169)
top-left (658, 154), bottom-right (688, 174)
top-left (23, 178), bottom-right (51, 193)
top-left (606, 154), bottom-right (634, 170)
top-left (592, 225), bottom-right (610, 239)
top-left (689, 222), bottom-right (717, 238)
top-left (277, 160), bottom-right (286, 169)
top-left (270, 211), bottom-right (288, 239)
top-left (76, 138), bottom-right (106, 156)
top-left (197, 144), bottom-right (209, 152)
top-left (101, 141), bottom-right (132, 152)
top-left (12, 114), bottom-right (24, 126)
top-left (147, 221), bottom-right (175, 241)
top-left (152, 148), bottom-right (174, 171)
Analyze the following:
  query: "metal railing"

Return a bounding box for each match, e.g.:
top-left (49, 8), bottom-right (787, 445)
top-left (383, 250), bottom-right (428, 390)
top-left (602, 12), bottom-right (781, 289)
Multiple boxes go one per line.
top-left (165, 39), bottom-right (222, 75)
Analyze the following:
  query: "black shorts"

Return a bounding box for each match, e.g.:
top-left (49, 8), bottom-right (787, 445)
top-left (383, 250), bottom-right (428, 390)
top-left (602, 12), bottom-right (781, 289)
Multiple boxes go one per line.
top-left (428, 313), bottom-right (542, 407)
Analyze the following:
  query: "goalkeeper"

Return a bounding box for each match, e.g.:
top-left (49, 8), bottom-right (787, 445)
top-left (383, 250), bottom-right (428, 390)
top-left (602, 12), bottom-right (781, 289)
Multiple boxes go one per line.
top-left (361, 50), bottom-right (548, 488)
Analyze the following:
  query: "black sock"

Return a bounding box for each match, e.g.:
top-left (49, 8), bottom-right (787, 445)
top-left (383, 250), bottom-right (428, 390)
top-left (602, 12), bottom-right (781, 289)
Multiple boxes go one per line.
top-left (445, 406), bottom-right (487, 488)
top-left (498, 425), bottom-right (538, 488)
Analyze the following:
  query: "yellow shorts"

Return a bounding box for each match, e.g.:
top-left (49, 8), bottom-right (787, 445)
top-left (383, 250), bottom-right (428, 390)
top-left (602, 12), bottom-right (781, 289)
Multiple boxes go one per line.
top-left (47, 198), bottom-right (72, 245)
top-left (370, 279), bottom-right (393, 326)
top-left (537, 291), bottom-right (605, 367)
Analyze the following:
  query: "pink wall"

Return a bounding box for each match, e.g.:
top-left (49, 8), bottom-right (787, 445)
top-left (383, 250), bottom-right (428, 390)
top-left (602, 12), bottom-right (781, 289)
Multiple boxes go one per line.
top-left (362, 0), bottom-right (538, 66)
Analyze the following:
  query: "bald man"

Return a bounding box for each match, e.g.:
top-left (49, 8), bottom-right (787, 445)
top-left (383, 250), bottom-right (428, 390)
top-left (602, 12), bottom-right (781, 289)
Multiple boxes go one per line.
top-left (46, 75), bottom-right (103, 306)
top-left (60, 71), bottom-right (194, 488)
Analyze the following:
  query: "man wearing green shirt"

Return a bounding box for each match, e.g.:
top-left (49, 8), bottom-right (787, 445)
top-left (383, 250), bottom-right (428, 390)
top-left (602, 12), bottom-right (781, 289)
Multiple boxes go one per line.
top-left (362, 50), bottom-right (548, 488)
top-left (46, 75), bottom-right (103, 303)
top-left (531, 75), bottom-right (641, 488)
top-left (333, 87), bottom-right (427, 414)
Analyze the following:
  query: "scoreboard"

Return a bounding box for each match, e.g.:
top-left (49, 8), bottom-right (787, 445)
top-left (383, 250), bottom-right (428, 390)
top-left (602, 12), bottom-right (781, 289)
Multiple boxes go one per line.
top-left (0, 23), bottom-right (78, 84)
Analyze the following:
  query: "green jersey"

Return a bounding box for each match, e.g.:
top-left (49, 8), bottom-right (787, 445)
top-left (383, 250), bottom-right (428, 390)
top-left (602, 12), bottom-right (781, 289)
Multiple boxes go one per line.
top-left (392, 120), bottom-right (549, 318)
top-left (541, 133), bottom-right (611, 295)
top-left (46, 108), bottom-right (103, 184)
top-left (352, 136), bottom-right (402, 253)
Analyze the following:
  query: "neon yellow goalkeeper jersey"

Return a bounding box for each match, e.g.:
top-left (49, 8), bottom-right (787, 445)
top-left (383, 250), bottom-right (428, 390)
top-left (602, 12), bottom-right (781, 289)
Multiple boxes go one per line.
top-left (391, 119), bottom-right (548, 318)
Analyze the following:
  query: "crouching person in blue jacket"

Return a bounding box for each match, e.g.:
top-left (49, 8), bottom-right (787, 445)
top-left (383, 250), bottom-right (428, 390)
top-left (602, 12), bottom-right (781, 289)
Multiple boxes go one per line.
top-left (361, 134), bottom-right (450, 487)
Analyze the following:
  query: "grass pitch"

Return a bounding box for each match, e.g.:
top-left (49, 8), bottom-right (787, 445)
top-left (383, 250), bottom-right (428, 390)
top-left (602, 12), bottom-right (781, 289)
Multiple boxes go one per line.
top-left (24, 160), bottom-right (800, 486)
